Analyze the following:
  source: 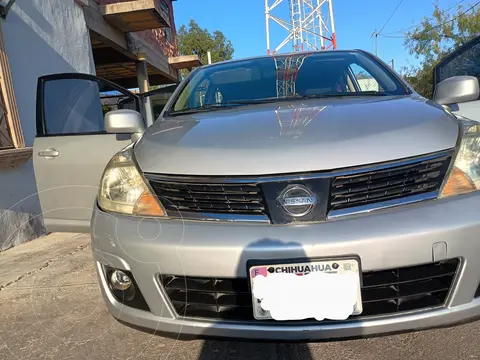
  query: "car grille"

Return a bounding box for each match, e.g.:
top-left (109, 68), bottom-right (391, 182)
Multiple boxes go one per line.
top-left (160, 259), bottom-right (459, 321)
top-left (329, 153), bottom-right (452, 212)
top-left (146, 178), bottom-right (266, 215)
top-left (144, 151), bottom-right (453, 221)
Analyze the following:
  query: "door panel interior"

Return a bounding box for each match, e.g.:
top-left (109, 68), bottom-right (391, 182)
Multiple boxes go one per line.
top-left (34, 73), bottom-right (140, 233)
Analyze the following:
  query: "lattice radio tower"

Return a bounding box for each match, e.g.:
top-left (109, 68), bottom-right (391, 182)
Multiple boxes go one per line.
top-left (265, 0), bottom-right (337, 54)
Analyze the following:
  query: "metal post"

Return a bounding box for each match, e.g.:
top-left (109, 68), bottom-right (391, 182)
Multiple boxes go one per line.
top-left (207, 51), bottom-right (212, 65)
top-left (328, 0), bottom-right (336, 49)
top-left (136, 60), bottom-right (154, 126)
top-left (297, 0), bottom-right (304, 51)
top-left (265, 0), bottom-right (271, 54)
top-left (317, 0), bottom-right (325, 49)
top-left (0, 0), bottom-right (16, 19)
top-left (391, 59), bottom-right (395, 70)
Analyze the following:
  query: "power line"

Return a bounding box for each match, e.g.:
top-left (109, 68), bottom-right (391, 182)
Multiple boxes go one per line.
top-left (381, 1), bottom-right (478, 43)
top-left (370, 0), bottom-right (404, 56)
top-left (378, 0), bottom-right (405, 35)
top-left (418, 1), bottom-right (479, 36)
top-left (378, 33), bottom-right (406, 39)
top-left (384, 0), bottom-right (466, 35)
top-left (415, 1), bottom-right (479, 54)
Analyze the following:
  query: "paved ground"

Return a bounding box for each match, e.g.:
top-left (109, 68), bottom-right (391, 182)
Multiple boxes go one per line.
top-left (1, 233), bottom-right (480, 360)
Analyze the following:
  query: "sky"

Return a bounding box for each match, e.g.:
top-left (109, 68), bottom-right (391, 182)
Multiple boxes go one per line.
top-left (172, 0), bottom-right (476, 72)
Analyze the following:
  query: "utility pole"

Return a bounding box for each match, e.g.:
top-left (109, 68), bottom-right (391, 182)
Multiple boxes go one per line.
top-left (391, 59), bottom-right (395, 70)
top-left (371, 30), bottom-right (378, 57)
top-left (207, 51), bottom-right (212, 65)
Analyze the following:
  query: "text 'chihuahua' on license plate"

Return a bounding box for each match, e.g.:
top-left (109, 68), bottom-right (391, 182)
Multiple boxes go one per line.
top-left (249, 258), bottom-right (362, 321)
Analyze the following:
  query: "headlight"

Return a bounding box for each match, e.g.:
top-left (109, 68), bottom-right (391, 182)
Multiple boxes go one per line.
top-left (98, 147), bottom-right (167, 216)
top-left (440, 123), bottom-right (480, 198)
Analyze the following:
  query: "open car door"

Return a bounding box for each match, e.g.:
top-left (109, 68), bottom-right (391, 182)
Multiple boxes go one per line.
top-left (433, 36), bottom-right (480, 121)
top-left (141, 83), bottom-right (179, 123)
top-left (34, 74), bottom-right (141, 233)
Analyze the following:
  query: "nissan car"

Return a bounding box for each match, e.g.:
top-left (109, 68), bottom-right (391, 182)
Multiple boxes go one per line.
top-left (33, 50), bottom-right (480, 340)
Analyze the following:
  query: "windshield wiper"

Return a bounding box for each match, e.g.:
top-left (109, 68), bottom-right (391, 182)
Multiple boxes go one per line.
top-left (167, 103), bottom-right (239, 116)
top-left (168, 92), bottom-right (395, 116)
top-left (300, 91), bottom-right (394, 99)
top-left (225, 96), bottom-right (303, 105)
top-left (224, 92), bottom-right (394, 105)
top-left (168, 98), bottom-right (291, 115)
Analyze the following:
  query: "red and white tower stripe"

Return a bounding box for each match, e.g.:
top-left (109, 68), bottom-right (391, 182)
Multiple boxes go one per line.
top-left (265, 0), bottom-right (337, 55)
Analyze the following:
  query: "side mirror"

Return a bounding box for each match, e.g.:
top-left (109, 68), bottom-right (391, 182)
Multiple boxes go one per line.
top-left (434, 76), bottom-right (479, 105)
top-left (105, 109), bottom-right (145, 140)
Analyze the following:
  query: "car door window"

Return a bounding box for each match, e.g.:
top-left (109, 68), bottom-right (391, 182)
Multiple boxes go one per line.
top-left (142, 84), bottom-right (178, 122)
top-left (349, 64), bottom-right (382, 92)
top-left (40, 76), bottom-right (138, 136)
top-left (434, 37), bottom-right (480, 86)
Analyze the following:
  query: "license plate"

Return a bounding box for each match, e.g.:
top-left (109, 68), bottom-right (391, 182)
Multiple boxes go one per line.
top-left (248, 258), bottom-right (362, 321)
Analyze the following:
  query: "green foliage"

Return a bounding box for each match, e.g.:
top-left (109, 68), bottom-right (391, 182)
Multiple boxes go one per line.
top-left (177, 20), bottom-right (234, 68)
top-left (402, 2), bottom-right (480, 98)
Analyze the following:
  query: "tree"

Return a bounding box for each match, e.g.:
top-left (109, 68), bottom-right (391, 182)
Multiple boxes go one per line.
top-left (402, 2), bottom-right (479, 98)
top-left (177, 20), bottom-right (234, 66)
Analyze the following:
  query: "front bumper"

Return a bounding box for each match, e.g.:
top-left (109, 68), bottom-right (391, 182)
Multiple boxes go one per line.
top-left (91, 192), bottom-right (480, 341)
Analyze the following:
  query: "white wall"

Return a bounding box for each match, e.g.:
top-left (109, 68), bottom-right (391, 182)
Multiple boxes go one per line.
top-left (358, 78), bottom-right (379, 92)
top-left (0, 0), bottom-right (95, 250)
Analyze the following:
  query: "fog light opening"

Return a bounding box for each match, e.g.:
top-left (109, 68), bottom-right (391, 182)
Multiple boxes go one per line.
top-left (110, 270), bottom-right (132, 291)
top-left (102, 266), bottom-right (150, 311)
top-left (107, 268), bottom-right (136, 301)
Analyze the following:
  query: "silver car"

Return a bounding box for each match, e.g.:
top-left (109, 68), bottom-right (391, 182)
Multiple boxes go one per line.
top-left (34, 50), bottom-right (480, 340)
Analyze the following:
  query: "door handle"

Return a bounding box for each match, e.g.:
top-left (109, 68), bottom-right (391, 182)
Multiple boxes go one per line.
top-left (38, 148), bottom-right (59, 159)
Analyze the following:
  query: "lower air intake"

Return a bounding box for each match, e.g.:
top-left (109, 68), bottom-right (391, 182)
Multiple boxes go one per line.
top-left (160, 259), bottom-right (459, 321)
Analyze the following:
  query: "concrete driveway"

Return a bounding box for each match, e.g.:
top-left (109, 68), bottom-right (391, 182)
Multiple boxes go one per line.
top-left (1, 233), bottom-right (479, 360)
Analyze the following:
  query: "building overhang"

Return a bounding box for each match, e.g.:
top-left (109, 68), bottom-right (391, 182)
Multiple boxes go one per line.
top-left (100, 0), bottom-right (171, 32)
top-left (168, 55), bottom-right (203, 70)
top-left (81, 0), bottom-right (180, 87)
top-left (91, 32), bottom-right (177, 88)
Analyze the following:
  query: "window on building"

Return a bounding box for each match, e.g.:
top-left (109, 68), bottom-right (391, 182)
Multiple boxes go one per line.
top-left (164, 28), bottom-right (172, 43)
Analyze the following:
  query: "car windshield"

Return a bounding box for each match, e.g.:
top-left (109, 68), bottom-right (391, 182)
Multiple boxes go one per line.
top-left (170, 51), bottom-right (408, 114)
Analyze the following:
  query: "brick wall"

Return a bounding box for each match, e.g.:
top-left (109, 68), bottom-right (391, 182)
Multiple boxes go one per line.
top-left (96, 0), bottom-right (178, 57)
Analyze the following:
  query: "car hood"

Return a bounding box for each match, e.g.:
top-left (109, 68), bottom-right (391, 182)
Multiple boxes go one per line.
top-left (134, 96), bottom-right (459, 175)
